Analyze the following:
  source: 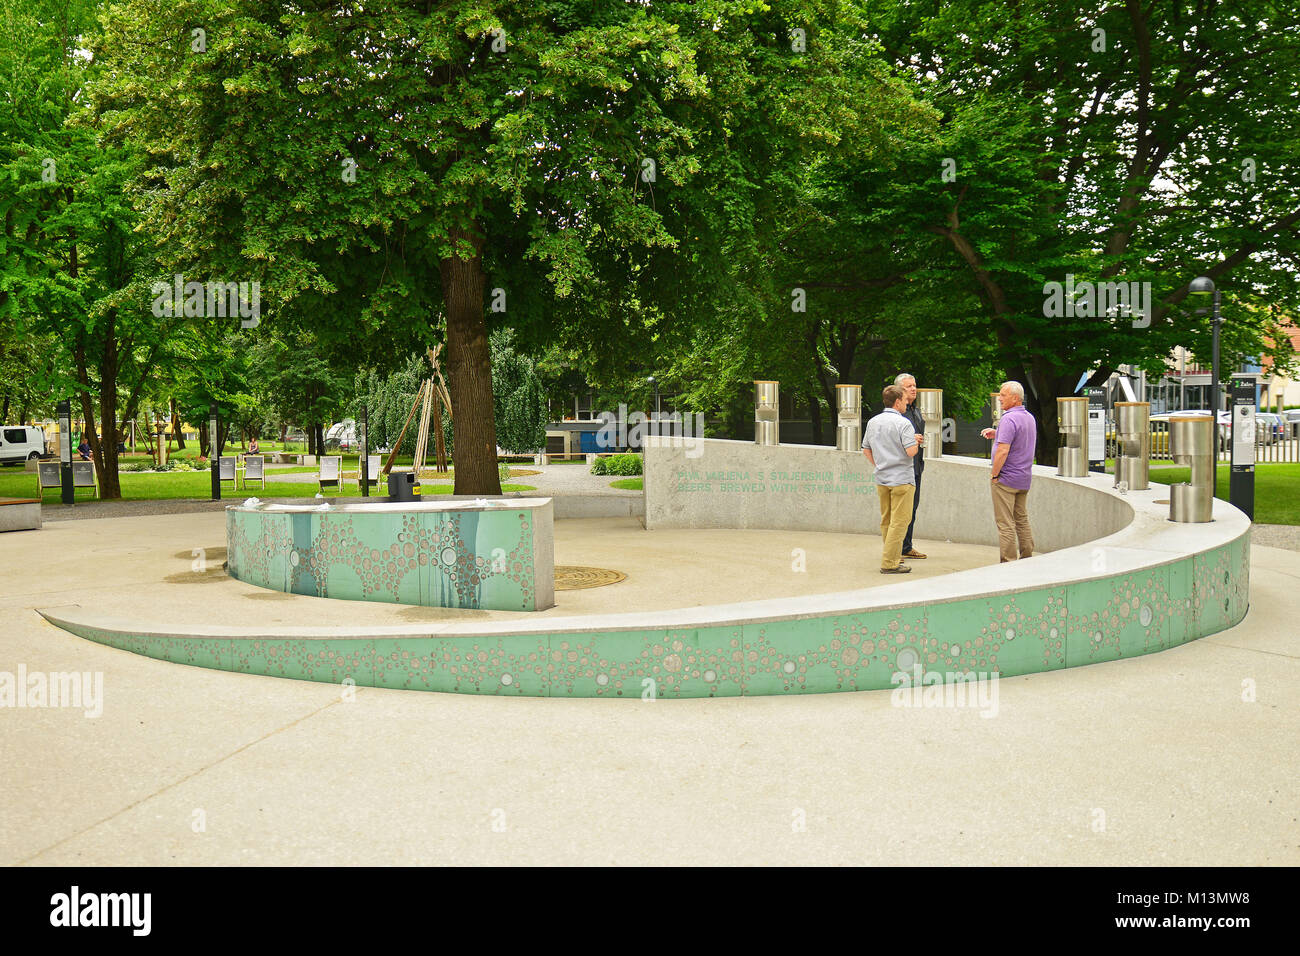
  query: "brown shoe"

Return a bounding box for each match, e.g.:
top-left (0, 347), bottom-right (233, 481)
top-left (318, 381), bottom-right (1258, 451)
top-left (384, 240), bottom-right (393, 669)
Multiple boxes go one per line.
top-left (880, 565), bottom-right (912, 574)
top-left (902, 549), bottom-right (927, 559)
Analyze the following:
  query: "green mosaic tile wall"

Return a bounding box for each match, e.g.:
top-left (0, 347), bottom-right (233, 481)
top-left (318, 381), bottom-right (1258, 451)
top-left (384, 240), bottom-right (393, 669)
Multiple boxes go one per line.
top-left (55, 532), bottom-right (1250, 699)
top-left (226, 506), bottom-right (538, 611)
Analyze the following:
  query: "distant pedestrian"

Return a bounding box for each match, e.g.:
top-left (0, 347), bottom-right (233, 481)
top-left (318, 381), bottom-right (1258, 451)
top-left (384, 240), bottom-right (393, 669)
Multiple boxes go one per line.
top-left (862, 384), bottom-right (919, 574)
top-left (980, 381), bottom-right (1037, 562)
top-left (248, 437), bottom-right (260, 455)
top-left (77, 439), bottom-right (91, 461)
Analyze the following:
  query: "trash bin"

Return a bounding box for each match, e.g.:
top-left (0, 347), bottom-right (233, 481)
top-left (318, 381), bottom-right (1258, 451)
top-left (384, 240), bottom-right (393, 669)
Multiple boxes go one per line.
top-left (387, 471), bottom-right (420, 502)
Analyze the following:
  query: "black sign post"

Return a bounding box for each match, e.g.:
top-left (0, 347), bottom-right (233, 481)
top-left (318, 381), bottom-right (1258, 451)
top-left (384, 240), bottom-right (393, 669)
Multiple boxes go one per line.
top-left (209, 403), bottom-right (221, 501)
top-left (1086, 386), bottom-right (1106, 474)
top-left (1229, 375), bottom-right (1255, 520)
top-left (58, 399), bottom-right (73, 505)
top-left (359, 404), bottom-right (369, 498)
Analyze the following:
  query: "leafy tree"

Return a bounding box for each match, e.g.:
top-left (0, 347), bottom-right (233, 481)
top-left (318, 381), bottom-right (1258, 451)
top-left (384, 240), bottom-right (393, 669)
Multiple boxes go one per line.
top-left (860, 0), bottom-right (1300, 460)
top-left (88, 0), bottom-right (933, 493)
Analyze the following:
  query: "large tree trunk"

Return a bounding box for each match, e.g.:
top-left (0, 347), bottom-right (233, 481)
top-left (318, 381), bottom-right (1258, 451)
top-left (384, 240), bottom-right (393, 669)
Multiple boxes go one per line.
top-left (440, 222), bottom-right (501, 495)
top-left (97, 316), bottom-right (122, 499)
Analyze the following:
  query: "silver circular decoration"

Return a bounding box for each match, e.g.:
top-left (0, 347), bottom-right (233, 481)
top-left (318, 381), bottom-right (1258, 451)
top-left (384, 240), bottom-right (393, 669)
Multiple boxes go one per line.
top-left (1049, 627), bottom-right (1059, 639)
top-left (782, 660), bottom-right (796, 674)
top-left (596, 673), bottom-right (609, 686)
top-left (500, 673), bottom-right (513, 686)
top-left (703, 670), bottom-right (717, 683)
top-left (440, 547), bottom-right (457, 566)
top-left (1139, 604), bottom-right (1153, 627)
top-left (1005, 628), bottom-right (1015, 640)
top-left (896, 648), bottom-right (919, 672)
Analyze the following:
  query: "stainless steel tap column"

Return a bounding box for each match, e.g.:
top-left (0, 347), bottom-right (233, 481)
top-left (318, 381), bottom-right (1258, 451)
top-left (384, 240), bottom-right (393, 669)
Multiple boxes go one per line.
top-left (916, 388), bottom-right (943, 460)
top-left (754, 381), bottom-right (780, 446)
top-left (1057, 397), bottom-right (1088, 477)
top-left (1114, 402), bottom-right (1150, 491)
top-left (835, 384), bottom-right (861, 452)
top-left (1169, 415), bottom-right (1214, 522)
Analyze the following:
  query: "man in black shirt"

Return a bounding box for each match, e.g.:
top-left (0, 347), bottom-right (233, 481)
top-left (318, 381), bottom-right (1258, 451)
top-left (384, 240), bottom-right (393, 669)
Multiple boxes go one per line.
top-left (895, 373), bottom-right (927, 559)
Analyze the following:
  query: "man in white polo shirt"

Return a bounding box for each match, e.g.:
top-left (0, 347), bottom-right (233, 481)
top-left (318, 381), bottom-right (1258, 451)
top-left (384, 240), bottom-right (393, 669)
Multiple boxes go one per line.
top-left (862, 384), bottom-right (920, 574)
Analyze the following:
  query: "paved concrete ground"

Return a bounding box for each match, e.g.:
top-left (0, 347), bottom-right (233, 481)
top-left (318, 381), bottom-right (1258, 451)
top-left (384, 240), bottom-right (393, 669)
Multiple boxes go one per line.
top-left (0, 511), bottom-right (1295, 865)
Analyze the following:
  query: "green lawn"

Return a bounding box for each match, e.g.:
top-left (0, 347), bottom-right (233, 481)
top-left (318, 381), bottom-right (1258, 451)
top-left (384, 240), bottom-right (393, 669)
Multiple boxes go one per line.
top-left (609, 477), bottom-right (643, 490)
top-left (1150, 463), bottom-right (1300, 525)
top-left (1, 467), bottom-right (534, 501)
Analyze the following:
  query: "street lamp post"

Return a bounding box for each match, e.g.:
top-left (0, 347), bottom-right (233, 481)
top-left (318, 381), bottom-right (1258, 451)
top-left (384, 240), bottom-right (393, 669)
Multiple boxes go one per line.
top-left (1189, 276), bottom-right (1222, 415)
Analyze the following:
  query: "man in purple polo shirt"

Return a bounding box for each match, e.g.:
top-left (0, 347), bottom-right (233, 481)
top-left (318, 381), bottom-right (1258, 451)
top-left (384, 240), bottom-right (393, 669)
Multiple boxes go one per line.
top-left (979, 381), bottom-right (1036, 562)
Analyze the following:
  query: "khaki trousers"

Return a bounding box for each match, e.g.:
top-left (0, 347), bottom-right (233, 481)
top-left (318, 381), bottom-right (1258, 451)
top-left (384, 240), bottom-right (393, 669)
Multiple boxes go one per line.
top-left (991, 479), bottom-right (1034, 562)
top-left (877, 484), bottom-right (915, 570)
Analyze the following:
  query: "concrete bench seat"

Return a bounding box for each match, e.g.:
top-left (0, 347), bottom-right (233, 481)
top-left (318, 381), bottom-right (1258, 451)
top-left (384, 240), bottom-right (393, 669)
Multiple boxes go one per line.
top-left (0, 497), bottom-right (41, 532)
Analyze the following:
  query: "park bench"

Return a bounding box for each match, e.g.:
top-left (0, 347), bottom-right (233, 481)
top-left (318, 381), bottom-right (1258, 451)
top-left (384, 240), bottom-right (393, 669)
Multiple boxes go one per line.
top-left (318, 455), bottom-right (342, 493)
top-left (242, 455), bottom-right (266, 490)
top-left (0, 497), bottom-right (41, 532)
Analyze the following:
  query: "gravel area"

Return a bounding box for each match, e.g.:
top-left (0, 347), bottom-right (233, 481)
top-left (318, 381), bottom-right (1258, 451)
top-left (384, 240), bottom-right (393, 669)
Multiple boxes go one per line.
top-left (1250, 524), bottom-right (1300, 552)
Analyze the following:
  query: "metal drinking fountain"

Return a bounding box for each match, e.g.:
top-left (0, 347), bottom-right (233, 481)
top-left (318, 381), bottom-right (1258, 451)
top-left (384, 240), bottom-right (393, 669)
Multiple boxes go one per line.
top-left (916, 388), bottom-right (943, 460)
top-left (754, 381), bottom-right (780, 446)
top-left (1057, 397), bottom-right (1088, 477)
top-left (835, 384), bottom-right (861, 453)
top-left (1169, 415), bottom-right (1215, 523)
top-left (1114, 401), bottom-right (1150, 491)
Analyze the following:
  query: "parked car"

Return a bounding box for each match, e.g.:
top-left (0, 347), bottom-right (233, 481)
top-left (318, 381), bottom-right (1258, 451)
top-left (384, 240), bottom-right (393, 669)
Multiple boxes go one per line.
top-left (1254, 412), bottom-right (1283, 444)
top-left (1149, 410), bottom-right (1231, 452)
top-left (0, 425), bottom-right (48, 464)
top-left (1284, 409), bottom-right (1300, 438)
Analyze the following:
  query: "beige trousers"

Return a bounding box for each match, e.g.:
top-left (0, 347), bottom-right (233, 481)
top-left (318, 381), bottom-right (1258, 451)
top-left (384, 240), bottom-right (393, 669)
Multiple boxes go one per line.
top-left (991, 479), bottom-right (1034, 562)
top-left (878, 484), bottom-right (916, 570)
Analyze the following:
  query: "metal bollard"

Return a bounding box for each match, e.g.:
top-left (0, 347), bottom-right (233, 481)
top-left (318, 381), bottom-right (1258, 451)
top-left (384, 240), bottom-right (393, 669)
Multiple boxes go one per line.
top-left (754, 381), bottom-right (780, 446)
top-left (1169, 416), bottom-right (1214, 522)
top-left (1114, 401), bottom-right (1150, 491)
top-left (916, 388), bottom-right (943, 459)
top-left (835, 384), bottom-right (861, 452)
top-left (1057, 397), bottom-right (1088, 477)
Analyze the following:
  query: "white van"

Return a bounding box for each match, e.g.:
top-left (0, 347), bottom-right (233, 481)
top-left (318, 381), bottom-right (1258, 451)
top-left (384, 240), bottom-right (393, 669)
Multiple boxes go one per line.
top-left (0, 426), bottom-right (47, 464)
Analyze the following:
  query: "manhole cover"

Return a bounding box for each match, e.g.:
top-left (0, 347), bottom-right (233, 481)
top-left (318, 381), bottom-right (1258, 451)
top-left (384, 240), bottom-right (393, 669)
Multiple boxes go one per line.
top-left (555, 566), bottom-right (626, 590)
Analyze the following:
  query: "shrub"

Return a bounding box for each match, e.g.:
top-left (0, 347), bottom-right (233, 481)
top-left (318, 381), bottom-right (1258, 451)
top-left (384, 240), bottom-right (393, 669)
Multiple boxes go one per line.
top-left (498, 461), bottom-right (512, 483)
top-left (591, 453), bottom-right (642, 476)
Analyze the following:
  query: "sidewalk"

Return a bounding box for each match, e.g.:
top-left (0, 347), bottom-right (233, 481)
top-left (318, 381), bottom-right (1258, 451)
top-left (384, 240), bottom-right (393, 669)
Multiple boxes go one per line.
top-left (0, 509), bottom-right (1295, 865)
